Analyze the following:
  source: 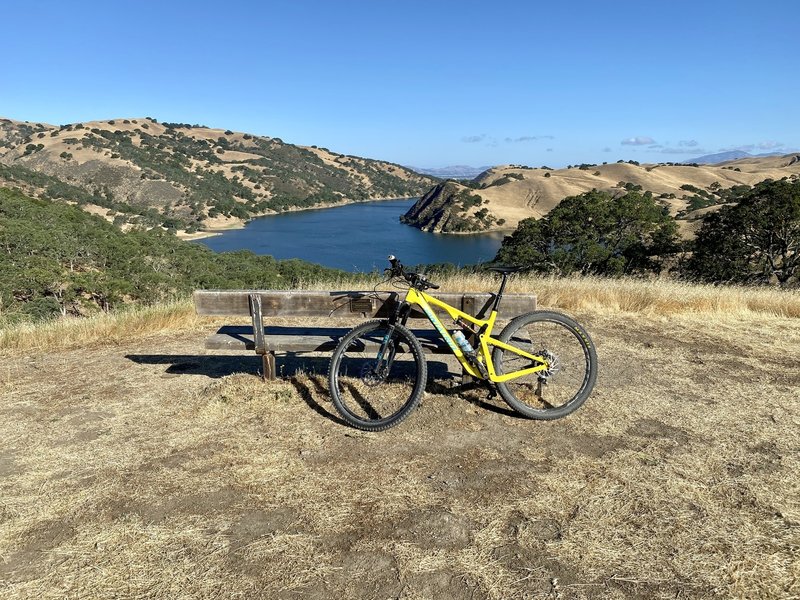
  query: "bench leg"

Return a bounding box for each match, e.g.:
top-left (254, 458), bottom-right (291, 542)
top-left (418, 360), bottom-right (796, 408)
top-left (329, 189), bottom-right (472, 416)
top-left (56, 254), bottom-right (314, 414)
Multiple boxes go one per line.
top-left (261, 352), bottom-right (276, 381)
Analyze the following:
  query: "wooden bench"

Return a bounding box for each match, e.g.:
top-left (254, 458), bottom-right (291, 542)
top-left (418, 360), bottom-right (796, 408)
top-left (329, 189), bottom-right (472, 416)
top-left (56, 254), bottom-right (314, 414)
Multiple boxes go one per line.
top-left (193, 290), bottom-right (537, 380)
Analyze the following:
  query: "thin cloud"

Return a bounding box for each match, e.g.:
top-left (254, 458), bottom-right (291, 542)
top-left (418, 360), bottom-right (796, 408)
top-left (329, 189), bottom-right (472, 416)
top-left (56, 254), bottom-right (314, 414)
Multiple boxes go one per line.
top-left (463, 133), bottom-right (556, 144)
top-left (659, 147), bottom-right (708, 154)
top-left (757, 140), bottom-right (784, 150)
top-left (621, 136), bottom-right (656, 146)
top-left (503, 135), bottom-right (555, 143)
top-left (679, 140), bottom-right (699, 147)
top-left (602, 147), bottom-right (612, 152)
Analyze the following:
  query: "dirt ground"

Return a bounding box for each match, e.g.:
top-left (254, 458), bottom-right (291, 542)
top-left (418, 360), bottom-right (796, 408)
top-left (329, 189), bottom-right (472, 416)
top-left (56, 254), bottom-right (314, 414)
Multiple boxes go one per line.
top-left (1, 311), bottom-right (798, 599)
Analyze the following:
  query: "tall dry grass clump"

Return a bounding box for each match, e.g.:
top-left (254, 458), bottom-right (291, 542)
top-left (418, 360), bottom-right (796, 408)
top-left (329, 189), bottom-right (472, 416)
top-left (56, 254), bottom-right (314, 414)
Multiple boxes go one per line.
top-left (299, 272), bottom-right (800, 318)
top-left (505, 274), bottom-right (800, 318)
top-left (0, 299), bottom-right (199, 355)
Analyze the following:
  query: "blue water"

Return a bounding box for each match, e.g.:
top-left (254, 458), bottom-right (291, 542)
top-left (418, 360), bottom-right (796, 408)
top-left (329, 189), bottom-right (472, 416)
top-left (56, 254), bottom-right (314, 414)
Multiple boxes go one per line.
top-left (196, 198), bottom-right (505, 272)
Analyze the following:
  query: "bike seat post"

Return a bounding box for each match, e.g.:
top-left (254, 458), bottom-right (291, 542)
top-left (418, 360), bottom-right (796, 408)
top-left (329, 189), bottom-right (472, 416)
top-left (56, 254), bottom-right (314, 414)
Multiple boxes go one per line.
top-left (492, 272), bottom-right (509, 313)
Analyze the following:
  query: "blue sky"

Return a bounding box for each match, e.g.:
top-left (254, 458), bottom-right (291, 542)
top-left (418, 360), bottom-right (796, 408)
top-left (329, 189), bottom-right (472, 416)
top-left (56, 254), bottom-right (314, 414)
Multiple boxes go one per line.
top-left (2, 0), bottom-right (798, 167)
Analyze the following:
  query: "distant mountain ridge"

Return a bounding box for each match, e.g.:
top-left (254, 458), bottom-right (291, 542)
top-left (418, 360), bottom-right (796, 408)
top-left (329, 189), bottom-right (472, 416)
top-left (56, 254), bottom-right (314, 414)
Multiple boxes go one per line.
top-left (0, 117), bottom-right (436, 234)
top-left (411, 165), bottom-right (491, 179)
top-left (686, 150), bottom-right (788, 164)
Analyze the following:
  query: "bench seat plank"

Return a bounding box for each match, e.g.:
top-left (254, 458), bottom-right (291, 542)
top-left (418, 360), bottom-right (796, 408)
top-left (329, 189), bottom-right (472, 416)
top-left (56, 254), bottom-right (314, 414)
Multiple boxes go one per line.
top-left (206, 326), bottom-right (451, 354)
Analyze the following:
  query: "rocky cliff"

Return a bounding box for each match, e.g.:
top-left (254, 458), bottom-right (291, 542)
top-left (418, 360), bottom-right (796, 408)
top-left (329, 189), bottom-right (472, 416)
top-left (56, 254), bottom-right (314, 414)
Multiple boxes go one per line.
top-left (400, 181), bottom-right (504, 233)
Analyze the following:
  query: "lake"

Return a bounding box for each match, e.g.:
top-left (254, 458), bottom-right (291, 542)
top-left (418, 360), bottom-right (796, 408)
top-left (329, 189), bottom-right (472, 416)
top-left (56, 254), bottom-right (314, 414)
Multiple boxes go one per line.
top-left (196, 198), bottom-right (505, 272)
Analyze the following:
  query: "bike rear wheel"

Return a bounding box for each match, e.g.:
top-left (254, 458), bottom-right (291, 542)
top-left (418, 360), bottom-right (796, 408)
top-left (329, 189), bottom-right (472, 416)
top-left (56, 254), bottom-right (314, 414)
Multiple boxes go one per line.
top-left (328, 320), bottom-right (427, 431)
top-left (492, 311), bottom-right (597, 419)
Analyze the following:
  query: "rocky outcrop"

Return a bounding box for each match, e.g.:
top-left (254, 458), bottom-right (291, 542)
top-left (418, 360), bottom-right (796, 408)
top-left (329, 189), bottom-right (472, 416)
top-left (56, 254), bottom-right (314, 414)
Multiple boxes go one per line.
top-left (400, 181), bottom-right (501, 233)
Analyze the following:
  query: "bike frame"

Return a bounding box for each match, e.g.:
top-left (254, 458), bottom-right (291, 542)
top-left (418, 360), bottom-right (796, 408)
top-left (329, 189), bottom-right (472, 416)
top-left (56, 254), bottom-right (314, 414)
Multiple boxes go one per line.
top-left (401, 287), bottom-right (548, 382)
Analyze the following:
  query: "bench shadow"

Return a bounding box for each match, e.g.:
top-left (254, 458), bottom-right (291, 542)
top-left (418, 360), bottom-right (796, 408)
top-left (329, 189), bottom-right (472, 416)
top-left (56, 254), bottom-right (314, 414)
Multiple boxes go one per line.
top-left (124, 353), bottom-right (518, 418)
top-left (126, 353), bottom-right (455, 379)
top-left (125, 354), bottom-right (262, 378)
top-left (125, 353), bottom-right (351, 379)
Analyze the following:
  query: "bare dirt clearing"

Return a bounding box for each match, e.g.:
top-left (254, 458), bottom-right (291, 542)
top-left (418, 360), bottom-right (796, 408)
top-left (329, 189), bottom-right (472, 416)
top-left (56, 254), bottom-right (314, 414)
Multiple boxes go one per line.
top-left (1, 311), bottom-right (798, 599)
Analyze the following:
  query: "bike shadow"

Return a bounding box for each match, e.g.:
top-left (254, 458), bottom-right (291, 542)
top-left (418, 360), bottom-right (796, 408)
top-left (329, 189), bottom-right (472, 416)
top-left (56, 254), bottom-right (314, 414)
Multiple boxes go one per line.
top-left (289, 374), bottom-right (350, 427)
top-left (289, 359), bottom-right (457, 426)
top-left (125, 353), bottom-right (518, 420)
top-left (426, 379), bottom-right (522, 418)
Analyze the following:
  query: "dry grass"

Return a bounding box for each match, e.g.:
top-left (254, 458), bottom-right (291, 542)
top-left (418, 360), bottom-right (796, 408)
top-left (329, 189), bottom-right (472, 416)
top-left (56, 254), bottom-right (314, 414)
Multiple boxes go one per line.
top-left (0, 299), bottom-right (200, 355)
top-left (297, 272), bottom-right (800, 318)
top-left (2, 276), bottom-right (798, 356)
top-left (1, 278), bottom-right (798, 598)
top-left (0, 316), bottom-right (797, 598)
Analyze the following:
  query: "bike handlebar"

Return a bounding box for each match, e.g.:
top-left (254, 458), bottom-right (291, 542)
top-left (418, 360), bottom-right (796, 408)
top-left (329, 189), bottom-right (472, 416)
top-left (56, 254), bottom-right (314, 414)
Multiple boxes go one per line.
top-left (385, 255), bottom-right (439, 290)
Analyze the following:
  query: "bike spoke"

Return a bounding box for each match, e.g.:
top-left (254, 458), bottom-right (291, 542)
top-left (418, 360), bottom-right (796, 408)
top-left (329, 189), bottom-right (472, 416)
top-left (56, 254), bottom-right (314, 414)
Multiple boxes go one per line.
top-left (493, 312), bottom-right (596, 418)
top-left (329, 321), bottom-right (426, 430)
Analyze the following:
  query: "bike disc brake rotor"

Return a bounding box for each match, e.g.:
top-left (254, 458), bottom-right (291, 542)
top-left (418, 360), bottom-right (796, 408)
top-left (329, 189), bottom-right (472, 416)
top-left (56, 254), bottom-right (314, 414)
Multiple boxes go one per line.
top-left (360, 360), bottom-right (389, 386)
top-left (538, 349), bottom-right (560, 379)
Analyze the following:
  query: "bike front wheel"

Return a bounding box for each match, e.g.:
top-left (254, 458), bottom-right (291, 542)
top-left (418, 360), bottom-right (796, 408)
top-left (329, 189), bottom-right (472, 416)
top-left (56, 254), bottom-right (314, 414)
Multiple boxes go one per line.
top-left (328, 320), bottom-right (427, 431)
top-left (492, 311), bottom-right (597, 419)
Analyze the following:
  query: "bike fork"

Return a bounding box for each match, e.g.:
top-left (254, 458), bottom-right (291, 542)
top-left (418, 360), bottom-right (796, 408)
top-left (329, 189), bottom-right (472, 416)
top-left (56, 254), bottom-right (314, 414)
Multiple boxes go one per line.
top-left (375, 300), bottom-right (410, 369)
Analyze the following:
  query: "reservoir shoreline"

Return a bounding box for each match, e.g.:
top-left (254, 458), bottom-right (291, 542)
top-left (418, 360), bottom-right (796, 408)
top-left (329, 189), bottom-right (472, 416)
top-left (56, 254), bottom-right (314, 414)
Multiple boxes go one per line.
top-left (194, 198), bottom-right (504, 272)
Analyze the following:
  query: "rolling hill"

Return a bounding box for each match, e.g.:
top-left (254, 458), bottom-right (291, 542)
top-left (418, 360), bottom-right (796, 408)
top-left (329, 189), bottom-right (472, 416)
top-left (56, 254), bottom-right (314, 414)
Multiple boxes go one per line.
top-left (0, 117), bottom-right (436, 235)
top-left (401, 156), bottom-right (800, 237)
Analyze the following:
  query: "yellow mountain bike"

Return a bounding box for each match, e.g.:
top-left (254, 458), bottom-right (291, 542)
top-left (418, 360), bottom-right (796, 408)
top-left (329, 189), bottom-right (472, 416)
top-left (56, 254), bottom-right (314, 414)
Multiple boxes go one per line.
top-left (328, 256), bottom-right (598, 431)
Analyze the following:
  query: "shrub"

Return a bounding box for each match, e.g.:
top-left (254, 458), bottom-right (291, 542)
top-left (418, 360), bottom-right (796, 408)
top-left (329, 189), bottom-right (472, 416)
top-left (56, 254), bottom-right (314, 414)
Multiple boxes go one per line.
top-left (495, 189), bottom-right (679, 276)
top-left (686, 179), bottom-right (800, 285)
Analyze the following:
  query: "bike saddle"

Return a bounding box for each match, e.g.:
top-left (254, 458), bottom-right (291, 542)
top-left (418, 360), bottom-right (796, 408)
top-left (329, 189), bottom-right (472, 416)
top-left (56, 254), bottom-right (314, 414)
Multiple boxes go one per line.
top-left (487, 265), bottom-right (526, 274)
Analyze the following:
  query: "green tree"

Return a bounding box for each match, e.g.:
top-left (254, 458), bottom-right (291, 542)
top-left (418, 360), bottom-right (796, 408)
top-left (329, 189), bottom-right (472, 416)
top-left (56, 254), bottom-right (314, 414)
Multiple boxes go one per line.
top-left (0, 187), bottom-right (345, 322)
top-left (494, 190), bottom-right (679, 276)
top-left (686, 179), bottom-right (800, 285)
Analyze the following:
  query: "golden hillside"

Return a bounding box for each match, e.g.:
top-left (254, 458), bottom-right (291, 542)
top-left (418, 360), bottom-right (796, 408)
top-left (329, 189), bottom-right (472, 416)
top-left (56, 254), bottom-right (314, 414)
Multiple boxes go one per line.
top-left (403, 156), bottom-right (800, 237)
top-left (0, 117), bottom-right (435, 235)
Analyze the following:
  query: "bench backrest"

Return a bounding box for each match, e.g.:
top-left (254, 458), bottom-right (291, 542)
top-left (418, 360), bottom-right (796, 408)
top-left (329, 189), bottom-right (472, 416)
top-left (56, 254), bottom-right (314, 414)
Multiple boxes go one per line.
top-left (193, 290), bottom-right (536, 320)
